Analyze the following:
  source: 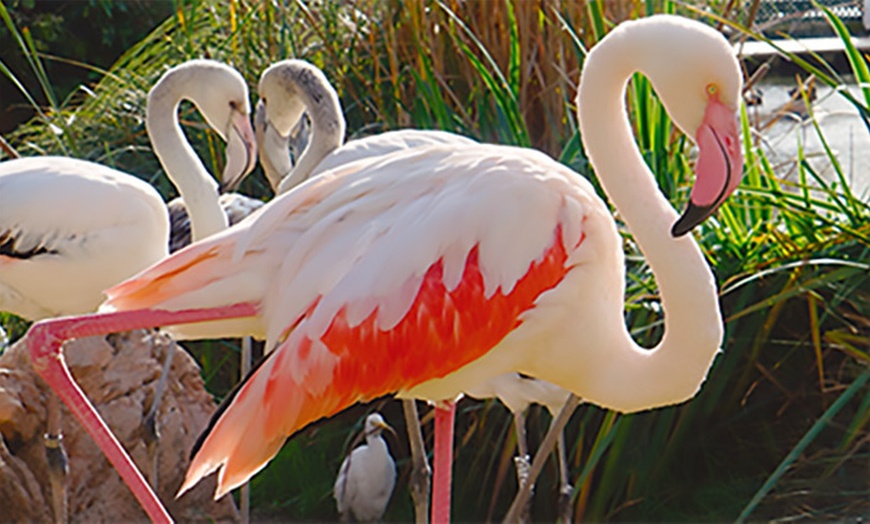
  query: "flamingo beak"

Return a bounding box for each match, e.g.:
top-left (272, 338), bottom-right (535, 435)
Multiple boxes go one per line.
top-left (220, 110), bottom-right (258, 194)
top-left (253, 99), bottom-right (296, 194)
top-left (671, 95), bottom-right (743, 237)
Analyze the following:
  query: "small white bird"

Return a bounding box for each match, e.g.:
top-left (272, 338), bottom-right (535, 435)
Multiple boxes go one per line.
top-left (334, 413), bottom-right (397, 523)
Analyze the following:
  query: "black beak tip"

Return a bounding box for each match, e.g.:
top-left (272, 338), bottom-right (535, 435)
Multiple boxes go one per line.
top-left (671, 200), bottom-right (715, 238)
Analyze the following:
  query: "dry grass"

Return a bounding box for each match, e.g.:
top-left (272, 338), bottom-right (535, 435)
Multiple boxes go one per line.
top-left (255, 0), bottom-right (646, 156)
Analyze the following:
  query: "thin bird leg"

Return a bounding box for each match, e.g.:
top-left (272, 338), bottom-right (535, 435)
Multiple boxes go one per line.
top-left (45, 394), bottom-right (68, 524)
top-left (239, 336), bottom-right (253, 524)
top-left (556, 430), bottom-right (574, 524)
top-left (512, 409), bottom-right (532, 523)
top-left (431, 401), bottom-right (455, 524)
top-left (503, 395), bottom-right (580, 524)
top-left (402, 399), bottom-right (430, 524)
top-left (26, 302), bottom-right (259, 524)
top-left (143, 336), bottom-right (176, 489)
top-left (513, 409), bottom-right (530, 464)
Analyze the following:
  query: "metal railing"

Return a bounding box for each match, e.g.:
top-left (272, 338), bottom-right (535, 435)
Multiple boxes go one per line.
top-left (754, 0), bottom-right (865, 36)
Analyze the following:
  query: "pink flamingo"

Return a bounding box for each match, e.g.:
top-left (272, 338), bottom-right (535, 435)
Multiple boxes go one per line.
top-left (24, 14), bottom-right (742, 523)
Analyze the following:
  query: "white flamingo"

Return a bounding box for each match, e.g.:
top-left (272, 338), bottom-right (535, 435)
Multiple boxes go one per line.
top-left (0, 59), bottom-right (256, 319)
top-left (253, 64), bottom-right (575, 521)
top-left (1, 58), bottom-right (256, 521)
top-left (23, 14), bottom-right (742, 524)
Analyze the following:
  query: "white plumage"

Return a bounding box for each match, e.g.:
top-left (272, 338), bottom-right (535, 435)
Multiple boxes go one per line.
top-left (0, 59), bottom-right (256, 321)
top-left (0, 157), bottom-right (169, 320)
top-left (334, 413), bottom-right (397, 522)
top-left (0, 59), bottom-right (256, 524)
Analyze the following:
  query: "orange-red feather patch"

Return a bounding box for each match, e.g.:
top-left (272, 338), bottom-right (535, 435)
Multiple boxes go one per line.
top-left (273, 226), bottom-right (572, 436)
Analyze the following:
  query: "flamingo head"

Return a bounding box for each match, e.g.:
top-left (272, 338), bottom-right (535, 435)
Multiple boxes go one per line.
top-left (254, 99), bottom-right (314, 193)
top-left (256, 59), bottom-right (345, 194)
top-left (172, 61), bottom-right (258, 193)
top-left (217, 101), bottom-right (258, 193)
top-left (625, 16), bottom-right (744, 236)
top-left (257, 59), bottom-right (321, 137)
top-left (254, 99), bottom-right (292, 192)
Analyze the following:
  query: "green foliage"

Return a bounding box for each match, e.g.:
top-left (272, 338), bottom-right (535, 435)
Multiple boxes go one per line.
top-left (0, 0), bottom-right (173, 133)
top-left (1, 0), bottom-right (868, 521)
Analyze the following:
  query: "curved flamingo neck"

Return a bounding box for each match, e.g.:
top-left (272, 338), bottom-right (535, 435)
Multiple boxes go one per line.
top-left (575, 28), bottom-right (724, 412)
top-left (147, 71), bottom-right (228, 241)
top-left (274, 76), bottom-right (346, 195)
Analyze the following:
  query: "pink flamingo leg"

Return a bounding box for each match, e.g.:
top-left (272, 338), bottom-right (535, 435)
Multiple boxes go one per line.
top-left (431, 401), bottom-right (455, 523)
top-left (26, 303), bottom-right (258, 524)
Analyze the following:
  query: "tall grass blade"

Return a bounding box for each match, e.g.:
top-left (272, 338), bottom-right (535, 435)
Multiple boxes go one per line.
top-left (437, 0), bottom-right (529, 146)
top-left (817, 3), bottom-right (870, 107)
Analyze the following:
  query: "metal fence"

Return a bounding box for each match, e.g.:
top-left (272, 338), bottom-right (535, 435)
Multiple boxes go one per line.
top-left (754, 0), bottom-right (865, 36)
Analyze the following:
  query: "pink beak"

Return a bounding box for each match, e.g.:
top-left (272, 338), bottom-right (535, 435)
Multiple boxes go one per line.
top-left (220, 111), bottom-right (259, 193)
top-left (671, 96), bottom-right (743, 237)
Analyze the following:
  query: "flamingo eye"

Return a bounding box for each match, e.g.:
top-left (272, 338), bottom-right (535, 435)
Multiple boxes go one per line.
top-left (706, 84), bottom-right (718, 97)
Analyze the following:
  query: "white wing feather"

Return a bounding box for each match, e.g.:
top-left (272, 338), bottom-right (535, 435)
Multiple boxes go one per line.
top-left (272, 127), bottom-right (480, 194)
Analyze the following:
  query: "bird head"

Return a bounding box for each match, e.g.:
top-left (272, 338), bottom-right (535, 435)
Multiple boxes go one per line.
top-left (364, 413), bottom-right (396, 438)
top-left (614, 16), bottom-right (744, 236)
top-left (147, 59), bottom-right (258, 194)
top-left (256, 59), bottom-right (319, 137)
top-left (253, 99), bottom-right (292, 192)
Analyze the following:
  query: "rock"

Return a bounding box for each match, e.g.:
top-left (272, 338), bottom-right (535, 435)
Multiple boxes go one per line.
top-left (0, 330), bottom-right (240, 522)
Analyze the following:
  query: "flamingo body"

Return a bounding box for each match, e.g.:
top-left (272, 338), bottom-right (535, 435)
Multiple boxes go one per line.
top-left (102, 142), bottom-right (605, 495)
top-left (279, 128), bottom-right (479, 193)
top-left (0, 157), bottom-right (169, 319)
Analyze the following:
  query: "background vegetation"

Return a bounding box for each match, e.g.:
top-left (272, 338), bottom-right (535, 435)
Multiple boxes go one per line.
top-left (1, 0), bottom-right (868, 521)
